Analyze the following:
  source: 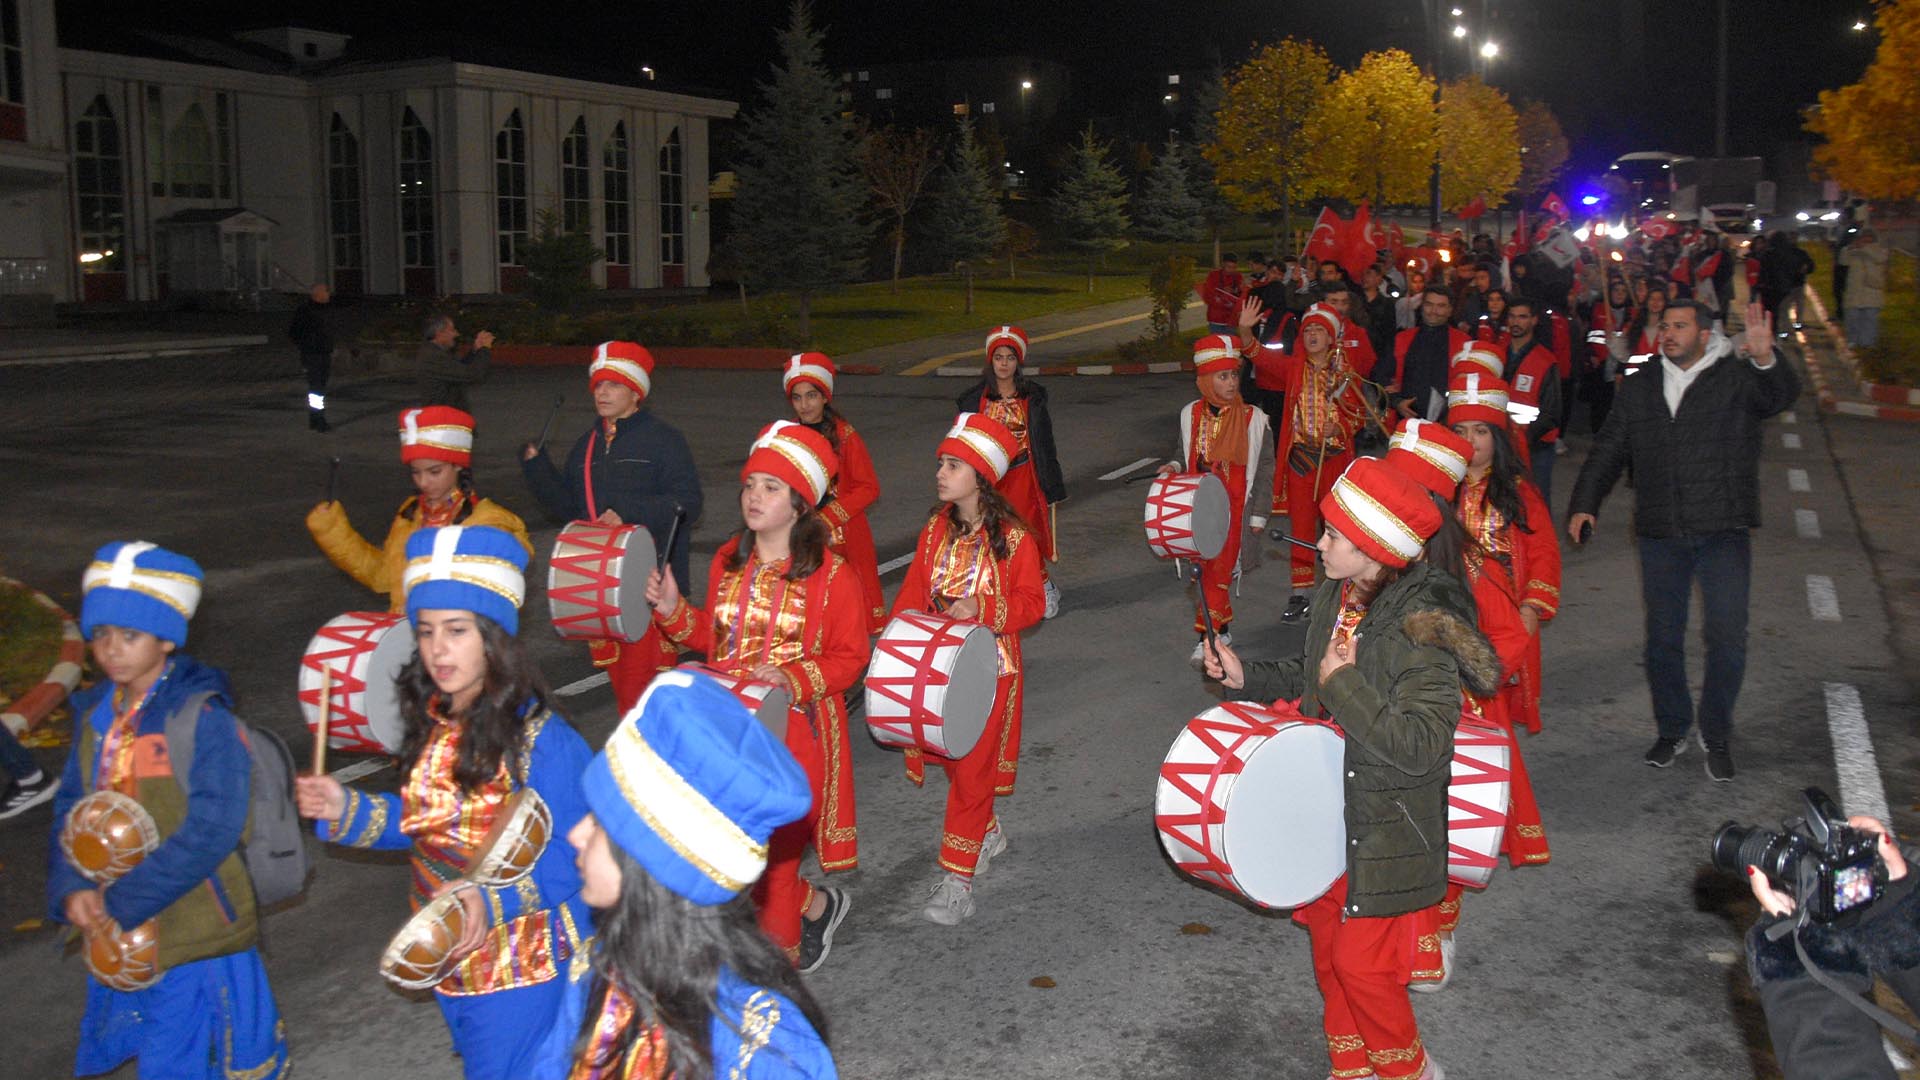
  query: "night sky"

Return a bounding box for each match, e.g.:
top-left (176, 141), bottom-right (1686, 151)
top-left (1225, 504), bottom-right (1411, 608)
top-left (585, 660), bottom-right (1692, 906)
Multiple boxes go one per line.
top-left (61, 0), bottom-right (1880, 182)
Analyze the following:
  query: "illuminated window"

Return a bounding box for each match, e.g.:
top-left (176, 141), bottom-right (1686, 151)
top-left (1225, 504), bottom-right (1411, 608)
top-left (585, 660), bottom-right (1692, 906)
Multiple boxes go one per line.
top-left (561, 116), bottom-right (590, 233)
top-left (495, 109), bottom-right (528, 265)
top-left (398, 107), bottom-right (435, 270)
top-left (658, 126), bottom-right (684, 268)
top-left (603, 121), bottom-right (630, 265)
top-left (327, 114), bottom-right (363, 278)
top-left (73, 96), bottom-right (125, 272)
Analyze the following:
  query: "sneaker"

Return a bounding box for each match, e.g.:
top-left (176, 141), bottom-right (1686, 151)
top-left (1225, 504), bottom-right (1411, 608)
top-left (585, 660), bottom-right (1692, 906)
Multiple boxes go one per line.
top-left (1418, 1058), bottom-right (1446, 1080)
top-left (1269, 526), bottom-right (1289, 542)
top-left (797, 887), bottom-right (851, 974)
top-left (842, 686), bottom-right (862, 716)
top-left (1282, 594), bottom-right (1310, 622)
top-left (1705, 743), bottom-right (1736, 783)
top-left (1043, 580), bottom-right (1061, 620)
top-left (973, 825), bottom-right (1008, 878)
top-left (1189, 632), bottom-right (1232, 672)
top-left (1409, 935), bottom-right (1455, 994)
top-left (922, 873), bottom-right (974, 926)
top-left (1644, 736), bottom-right (1685, 768)
top-left (0, 770), bottom-right (56, 820)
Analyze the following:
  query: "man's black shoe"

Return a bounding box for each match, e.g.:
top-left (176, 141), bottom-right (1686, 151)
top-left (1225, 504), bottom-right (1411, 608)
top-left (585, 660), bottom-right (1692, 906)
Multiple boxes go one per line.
top-left (1705, 744), bottom-right (1735, 783)
top-left (1281, 594), bottom-right (1310, 622)
top-left (1644, 737), bottom-right (1685, 768)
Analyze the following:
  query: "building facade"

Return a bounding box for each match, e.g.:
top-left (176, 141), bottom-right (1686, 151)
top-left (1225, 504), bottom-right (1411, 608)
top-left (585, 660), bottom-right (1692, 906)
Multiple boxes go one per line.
top-left (0, 1), bottom-right (733, 306)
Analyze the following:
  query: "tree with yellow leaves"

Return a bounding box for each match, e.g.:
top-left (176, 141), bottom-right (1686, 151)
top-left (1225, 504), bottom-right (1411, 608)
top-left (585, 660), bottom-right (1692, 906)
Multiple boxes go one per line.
top-left (1437, 76), bottom-right (1521, 212)
top-left (1514, 99), bottom-right (1570, 199)
top-left (1306, 49), bottom-right (1439, 208)
top-left (1807, 0), bottom-right (1920, 199)
top-left (1204, 38), bottom-right (1338, 243)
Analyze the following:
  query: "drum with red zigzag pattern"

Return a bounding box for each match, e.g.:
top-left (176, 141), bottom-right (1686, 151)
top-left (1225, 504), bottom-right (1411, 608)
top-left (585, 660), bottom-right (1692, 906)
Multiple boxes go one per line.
top-left (299, 611), bottom-right (414, 754)
top-left (546, 521), bottom-right (656, 642)
top-left (863, 610), bottom-right (998, 758)
top-left (1447, 717), bottom-right (1513, 888)
top-left (1143, 472), bottom-right (1230, 561)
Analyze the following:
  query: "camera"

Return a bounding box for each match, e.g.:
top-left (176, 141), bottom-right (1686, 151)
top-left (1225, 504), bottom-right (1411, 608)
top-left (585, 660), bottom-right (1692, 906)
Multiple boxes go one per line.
top-left (1711, 787), bottom-right (1884, 925)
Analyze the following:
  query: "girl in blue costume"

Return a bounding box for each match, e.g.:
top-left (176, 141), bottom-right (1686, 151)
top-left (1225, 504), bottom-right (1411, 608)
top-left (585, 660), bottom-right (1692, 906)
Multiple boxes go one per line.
top-left (532, 669), bottom-right (836, 1079)
top-left (295, 524), bottom-right (592, 1079)
top-left (48, 541), bottom-right (289, 1079)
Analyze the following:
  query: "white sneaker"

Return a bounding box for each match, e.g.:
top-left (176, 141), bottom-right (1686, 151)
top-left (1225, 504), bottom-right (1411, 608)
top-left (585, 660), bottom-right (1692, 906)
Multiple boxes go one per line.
top-left (923, 873), bottom-right (974, 925)
top-left (1043, 580), bottom-right (1061, 620)
top-left (1188, 632), bottom-right (1231, 672)
top-left (1410, 934), bottom-right (1454, 994)
top-left (974, 826), bottom-right (1008, 877)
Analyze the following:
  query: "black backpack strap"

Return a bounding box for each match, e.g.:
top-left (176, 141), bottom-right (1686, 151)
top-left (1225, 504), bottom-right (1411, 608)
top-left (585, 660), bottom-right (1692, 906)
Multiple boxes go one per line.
top-left (162, 691), bottom-right (221, 799)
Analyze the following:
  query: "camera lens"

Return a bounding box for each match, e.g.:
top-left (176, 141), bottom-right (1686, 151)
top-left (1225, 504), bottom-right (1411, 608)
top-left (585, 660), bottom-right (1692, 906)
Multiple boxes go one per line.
top-left (1710, 822), bottom-right (1757, 873)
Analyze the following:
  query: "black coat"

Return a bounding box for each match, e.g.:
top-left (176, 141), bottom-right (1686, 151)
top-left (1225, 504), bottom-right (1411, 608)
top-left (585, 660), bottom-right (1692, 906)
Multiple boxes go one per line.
top-left (955, 379), bottom-right (1068, 504)
top-left (521, 409), bottom-right (704, 591)
top-left (288, 300), bottom-right (335, 358)
top-left (1567, 340), bottom-right (1799, 538)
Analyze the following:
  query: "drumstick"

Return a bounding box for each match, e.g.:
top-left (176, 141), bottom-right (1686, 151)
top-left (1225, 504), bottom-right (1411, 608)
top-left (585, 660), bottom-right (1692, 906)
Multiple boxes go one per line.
top-left (1124, 472), bottom-right (1166, 485)
top-left (312, 668), bottom-right (331, 778)
top-left (656, 506), bottom-right (686, 572)
top-left (1190, 558), bottom-right (1219, 649)
top-left (324, 455), bottom-right (340, 505)
top-left (1276, 533), bottom-right (1319, 554)
top-left (534, 392), bottom-right (564, 451)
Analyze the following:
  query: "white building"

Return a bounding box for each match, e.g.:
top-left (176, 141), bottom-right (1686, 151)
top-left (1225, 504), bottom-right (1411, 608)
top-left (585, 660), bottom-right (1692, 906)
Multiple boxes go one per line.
top-left (0, 1), bottom-right (733, 308)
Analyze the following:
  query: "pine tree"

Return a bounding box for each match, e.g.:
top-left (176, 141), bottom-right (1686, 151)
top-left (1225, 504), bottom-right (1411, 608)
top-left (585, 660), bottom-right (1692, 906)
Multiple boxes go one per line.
top-left (1185, 71), bottom-right (1236, 264)
top-left (1052, 126), bottom-right (1132, 293)
top-left (1134, 138), bottom-right (1203, 243)
top-left (727, 2), bottom-right (871, 342)
top-left (926, 118), bottom-right (1007, 315)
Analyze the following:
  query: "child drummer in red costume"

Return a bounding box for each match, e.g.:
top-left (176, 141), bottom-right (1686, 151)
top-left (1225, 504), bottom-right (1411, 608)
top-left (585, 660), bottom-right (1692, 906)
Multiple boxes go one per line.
top-left (1447, 371), bottom-right (1561, 735)
top-left (1158, 333), bottom-right (1273, 667)
top-left (308, 405), bottom-right (533, 611)
top-left (784, 352), bottom-right (887, 635)
top-left (522, 342), bottom-right (704, 712)
top-left (957, 326), bottom-right (1068, 619)
top-left (891, 413), bottom-right (1045, 925)
top-left (644, 421), bottom-right (869, 972)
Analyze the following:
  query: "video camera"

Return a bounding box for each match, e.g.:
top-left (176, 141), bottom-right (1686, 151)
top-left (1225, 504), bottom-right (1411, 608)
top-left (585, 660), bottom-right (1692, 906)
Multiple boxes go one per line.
top-left (1711, 787), bottom-right (1884, 926)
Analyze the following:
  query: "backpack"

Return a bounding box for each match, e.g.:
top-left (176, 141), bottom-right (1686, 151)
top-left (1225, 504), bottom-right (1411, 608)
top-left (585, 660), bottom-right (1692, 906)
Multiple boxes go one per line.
top-left (166, 691), bottom-right (311, 908)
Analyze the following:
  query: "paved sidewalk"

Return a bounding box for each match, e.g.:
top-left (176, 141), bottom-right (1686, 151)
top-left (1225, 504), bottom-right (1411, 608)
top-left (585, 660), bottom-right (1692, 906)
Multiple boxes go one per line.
top-left (840, 295), bottom-right (1201, 376)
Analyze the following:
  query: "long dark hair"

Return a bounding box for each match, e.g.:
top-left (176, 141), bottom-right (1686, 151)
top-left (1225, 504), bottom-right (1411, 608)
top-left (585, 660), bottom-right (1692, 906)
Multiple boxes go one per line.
top-left (1420, 491), bottom-right (1474, 587)
top-left (798, 404), bottom-right (845, 452)
top-left (573, 844), bottom-right (828, 1080)
top-left (396, 614), bottom-right (551, 791)
top-left (928, 467), bottom-right (1030, 561)
top-left (978, 354), bottom-right (1038, 401)
top-left (721, 486), bottom-right (831, 581)
top-left (1628, 284), bottom-right (1669, 342)
top-left (1457, 423), bottom-right (1532, 535)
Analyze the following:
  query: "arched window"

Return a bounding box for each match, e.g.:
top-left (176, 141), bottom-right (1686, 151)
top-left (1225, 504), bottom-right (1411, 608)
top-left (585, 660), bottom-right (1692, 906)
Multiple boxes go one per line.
top-left (561, 116), bottom-right (590, 234)
top-left (658, 126), bottom-right (684, 276)
top-left (603, 122), bottom-right (630, 269)
top-left (327, 114), bottom-right (363, 291)
top-left (495, 109), bottom-right (528, 266)
top-left (398, 107), bottom-right (436, 292)
top-left (168, 103), bottom-right (214, 198)
top-left (73, 96), bottom-right (126, 273)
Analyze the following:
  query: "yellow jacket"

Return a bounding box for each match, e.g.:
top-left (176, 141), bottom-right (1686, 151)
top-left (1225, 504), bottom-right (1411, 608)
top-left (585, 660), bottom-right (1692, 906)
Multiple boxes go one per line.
top-left (306, 497), bottom-right (535, 611)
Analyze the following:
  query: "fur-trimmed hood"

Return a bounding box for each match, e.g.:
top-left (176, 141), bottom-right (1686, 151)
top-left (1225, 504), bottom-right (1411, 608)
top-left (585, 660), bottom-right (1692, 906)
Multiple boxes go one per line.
top-left (1404, 605), bottom-right (1504, 698)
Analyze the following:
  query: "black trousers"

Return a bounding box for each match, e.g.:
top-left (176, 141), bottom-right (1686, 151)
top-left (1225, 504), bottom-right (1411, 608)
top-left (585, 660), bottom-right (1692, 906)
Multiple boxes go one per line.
top-left (301, 353), bottom-right (331, 409)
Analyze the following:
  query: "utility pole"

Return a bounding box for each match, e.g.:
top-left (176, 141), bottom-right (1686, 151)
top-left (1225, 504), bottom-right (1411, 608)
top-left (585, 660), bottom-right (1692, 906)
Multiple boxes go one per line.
top-left (1714, 0), bottom-right (1728, 156)
top-left (1426, 0), bottom-right (1443, 230)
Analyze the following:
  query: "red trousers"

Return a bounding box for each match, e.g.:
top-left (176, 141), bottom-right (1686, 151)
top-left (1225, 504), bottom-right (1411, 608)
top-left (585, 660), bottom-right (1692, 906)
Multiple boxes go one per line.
top-left (1193, 483), bottom-right (1247, 634)
top-left (1295, 877), bottom-right (1432, 1080)
top-left (922, 673), bottom-right (1020, 876)
top-left (1285, 444), bottom-right (1352, 593)
top-left (590, 626), bottom-right (678, 715)
top-left (752, 708), bottom-right (823, 957)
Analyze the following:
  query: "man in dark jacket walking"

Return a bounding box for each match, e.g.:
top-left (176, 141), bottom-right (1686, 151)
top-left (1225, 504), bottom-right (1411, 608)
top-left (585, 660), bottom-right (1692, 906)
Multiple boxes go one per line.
top-left (1567, 298), bottom-right (1799, 781)
top-left (288, 283), bottom-right (335, 432)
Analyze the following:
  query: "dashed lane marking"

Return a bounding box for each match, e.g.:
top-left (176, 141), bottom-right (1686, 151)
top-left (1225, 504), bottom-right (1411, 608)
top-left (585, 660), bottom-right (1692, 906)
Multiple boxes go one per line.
top-left (1824, 683), bottom-right (1889, 823)
top-left (1787, 468), bottom-right (1811, 492)
top-left (1100, 457), bottom-right (1160, 481)
top-left (878, 552), bottom-right (914, 576)
top-left (1806, 575), bottom-right (1842, 621)
top-left (1782, 432), bottom-right (1803, 450)
top-left (1794, 509), bottom-right (1822, 539)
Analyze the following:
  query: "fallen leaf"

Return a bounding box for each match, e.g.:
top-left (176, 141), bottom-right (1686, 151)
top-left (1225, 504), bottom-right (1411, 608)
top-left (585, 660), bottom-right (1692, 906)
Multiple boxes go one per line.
top-left (1029, 976), bottom-right (1056, 989)
top-left (14, 918), bottom-right (46, 932)
top-left (1180, 922), bottom-right (1214, 935)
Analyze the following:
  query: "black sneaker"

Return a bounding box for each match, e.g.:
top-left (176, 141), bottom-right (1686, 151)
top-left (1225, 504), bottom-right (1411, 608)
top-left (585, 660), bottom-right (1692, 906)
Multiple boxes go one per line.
top-left (797, 887), bottom-right (850, 974)
top-left (1704, 744), bottom-right (1735, 783)
top-left (1644, 737), bottom-right (1685, 768)
top-left (1282, 594), bottom-right (1310, 622)
top-left (0, 770), bottom-right (56, 820)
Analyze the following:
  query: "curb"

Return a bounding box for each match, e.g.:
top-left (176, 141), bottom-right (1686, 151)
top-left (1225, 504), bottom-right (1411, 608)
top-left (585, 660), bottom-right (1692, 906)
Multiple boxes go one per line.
top-left (934, 360), bottom-right (1195, 378)
top-left (486, 343), bottom-right (881, 376)
top-left (1794, 289), bottom-right (1920, 424)
top-left (0, 576), bottom-right (84, 738)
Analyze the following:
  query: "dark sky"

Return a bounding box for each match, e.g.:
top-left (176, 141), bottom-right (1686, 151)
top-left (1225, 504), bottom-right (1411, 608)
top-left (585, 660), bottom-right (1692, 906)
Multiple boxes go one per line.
top-left (62, 0), bottom-right (1879, 181)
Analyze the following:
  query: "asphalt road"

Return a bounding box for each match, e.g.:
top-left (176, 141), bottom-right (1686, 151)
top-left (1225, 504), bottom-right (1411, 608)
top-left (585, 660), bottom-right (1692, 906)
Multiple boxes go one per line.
top-left (2, 354), bottom-right (1915, 1079)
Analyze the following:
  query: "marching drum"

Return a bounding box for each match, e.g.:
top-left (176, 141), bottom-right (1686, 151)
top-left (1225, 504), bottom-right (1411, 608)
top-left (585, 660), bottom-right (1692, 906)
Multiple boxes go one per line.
top-left (678, 663), bottom-right (792, 740)
top-left (1155, 701), bottom-right (1347, 908)
top-left (864, 611), bottom-right (999, 759)
top-left (1446, 720), bottom-right (1514, 888)
top-left (379, 891), bottom-right (471, 991)
top-left (60, 791), bottom-right (158, 885)
top-left (467, 789), bottom-right (553, 888)
top-left (547, 522), bottom-right (656, 642)
top-left (299, 612), bottom-right (414, 755)
top-left (1143, 472), bottom-right (1230, 561)
top-left (85, 919), bottom-right (159, 991)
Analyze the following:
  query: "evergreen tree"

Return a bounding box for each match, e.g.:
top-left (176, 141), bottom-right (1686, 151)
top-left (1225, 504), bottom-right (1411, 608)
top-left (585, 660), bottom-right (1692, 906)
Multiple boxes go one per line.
top-left (1052, 126), bottom-right (1132, 293)
top-left (1185, 69), bottom-right (1237, 263)
top-left (1134, 138), bottom-right (1203, 243)
top-left (727, 2), bottom-right (870, 342)
top-left (926, 118), bottom-right (1007, 315)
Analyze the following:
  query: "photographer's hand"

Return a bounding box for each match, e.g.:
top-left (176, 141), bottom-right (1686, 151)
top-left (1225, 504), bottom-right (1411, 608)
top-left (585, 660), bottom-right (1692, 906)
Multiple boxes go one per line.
top-left (1848, 815), bottom-right (1908, 881)
top-left (1748, 867), bottom-right (1797, 918)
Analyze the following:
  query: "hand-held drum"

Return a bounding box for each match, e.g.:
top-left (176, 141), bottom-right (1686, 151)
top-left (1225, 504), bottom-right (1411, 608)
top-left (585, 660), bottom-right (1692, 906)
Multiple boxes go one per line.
top-left (60, 791), bottom-right (159, 885)
top-left (677, 663), bottom-right (792, 741)
top-left (1155, 700), bottom-right (1347, 908)
top-left (379, 891), bottom-right (470, 990)
top-left (1447, 718), bottom-right (1513, 888)
top-left (299, 612), bottom-right (415, 755)
top-left (864, 611), bottom-right (999, 759)
top-left (85, 919), bottom-right (159, 990)
top-left (466, 789), bottom-right (553, 888)
top-left (1144, 472), bottom-right (1231, 561)
top-left (547, 522), bottom-right (656, 642)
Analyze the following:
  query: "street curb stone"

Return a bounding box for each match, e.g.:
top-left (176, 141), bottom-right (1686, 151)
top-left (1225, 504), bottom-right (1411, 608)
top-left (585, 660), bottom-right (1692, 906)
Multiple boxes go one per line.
top-left (0, 576), bottom-right (84, 737)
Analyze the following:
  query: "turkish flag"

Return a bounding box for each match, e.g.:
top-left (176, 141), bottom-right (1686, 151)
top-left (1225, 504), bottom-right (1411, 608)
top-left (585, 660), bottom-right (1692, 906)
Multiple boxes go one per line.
top-left (1541, 191), bottom-right (1570, 222)
top-left (1338, 204), bottom-right (1383, 278)
top-left (1303, 207), bottom-right (1343, 265)
top-left (1457, 195), bottom-right (1488, 220)
top-left (1640, 217), bottom-right (1676, 241)
top-left (1388, 222), bottom-right (1407, 258)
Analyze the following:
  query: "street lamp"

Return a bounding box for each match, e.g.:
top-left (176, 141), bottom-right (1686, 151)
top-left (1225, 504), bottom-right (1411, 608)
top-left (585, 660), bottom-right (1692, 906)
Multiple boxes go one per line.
top-left (1020, 80), bottom-right (1033, 90)
top-left (1480, 40), bottom-right (1500, 59)
top-left (1452, 24), bottom-right (1467, 38)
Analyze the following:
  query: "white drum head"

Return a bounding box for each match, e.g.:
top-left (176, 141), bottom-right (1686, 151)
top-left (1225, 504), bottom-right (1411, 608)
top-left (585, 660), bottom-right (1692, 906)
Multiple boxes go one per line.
top-left (753, 686), bottom-right (792, 741)
top-left (361, 622), bottom-right (416, 754)
top-left (1224, 723), bottom-right (1348, 907)
top-left (927, 625), bottom-right (999, 758)
top-left (614, 527), bottom-right (657, 632)
top-left (1187, 472), bottom-right (1231, 561)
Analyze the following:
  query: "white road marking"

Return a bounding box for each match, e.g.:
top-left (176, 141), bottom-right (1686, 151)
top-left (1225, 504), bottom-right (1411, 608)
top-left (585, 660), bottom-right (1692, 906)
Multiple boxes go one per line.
top-left (1100, 456), bottom-right (1160, 481)
top-left (1781, 411), bottom-right (1797, 424)
top-left (1782, 432), bottom-right (1802, 450)
top-left (1806, 575), bottom-right (1842, 621)
top-left (878, 552), bottom-right (914, 576)
top-left (328, 757), bottom-right (391, 784)
top-left (1824, 683), bottom-right (1890, 823)
top-left (1787, 468), bottom-right (1811, 492)
top-left (1794, 509), bottom-right (1822, 539)
top-left (555, 671), bottom-right (611, 696)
